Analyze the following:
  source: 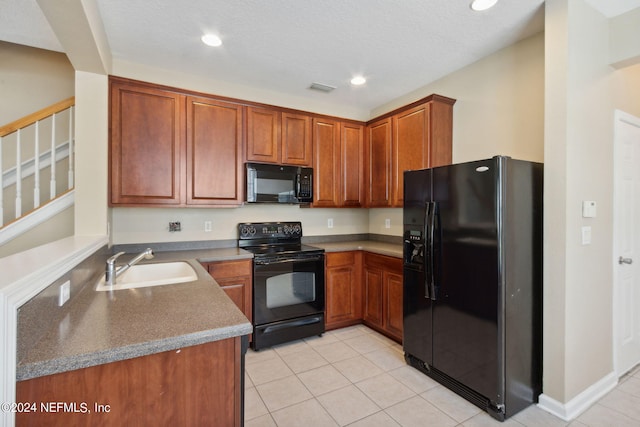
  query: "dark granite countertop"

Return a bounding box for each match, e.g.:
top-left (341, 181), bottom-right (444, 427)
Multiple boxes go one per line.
top-left (311, 240), bottom-right (402, 258)
top-left (16, 240), bottom-right (400, 381)
top-left (16, 249), bottom-right (253, 381)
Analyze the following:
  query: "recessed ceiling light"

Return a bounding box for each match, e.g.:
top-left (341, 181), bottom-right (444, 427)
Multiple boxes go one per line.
top-left (201, 34), bottom-right (222, 47)
top-left (350, 76), bottom-right (366, 86)
top-left (470, 0), bottom-right (498, 11)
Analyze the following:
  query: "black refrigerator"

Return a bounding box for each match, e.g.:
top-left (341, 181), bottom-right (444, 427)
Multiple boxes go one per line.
top-left (402, 156), bottom-right (543, 421)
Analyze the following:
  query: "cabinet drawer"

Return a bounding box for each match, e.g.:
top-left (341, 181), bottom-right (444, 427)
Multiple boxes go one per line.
top-left (364, 253), bottom-right (402, 271)
top-left (206, 259), bottom-right (252, 278)
top-left (325, 251), bottom-right (356, 268)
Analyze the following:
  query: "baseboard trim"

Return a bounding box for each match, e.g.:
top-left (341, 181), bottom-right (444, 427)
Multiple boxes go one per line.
top-left (537, 371), bottom-right (618, 421)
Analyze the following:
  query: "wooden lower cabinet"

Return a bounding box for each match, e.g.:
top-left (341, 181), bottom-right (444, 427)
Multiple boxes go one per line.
top-left (16, 338), bottom-right (244, 427)
top-left (363, 253), bottom-right (403, 341)
top-left (204, 259), bottom-right (253, 324)
top-left (324, 251), bottom-right (403, 342)
top-left (325, 251), bottom-right (362, 330)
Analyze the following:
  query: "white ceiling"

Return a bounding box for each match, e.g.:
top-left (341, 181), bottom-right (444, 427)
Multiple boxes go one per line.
top-left (1, 0), bottom-right (639, 115)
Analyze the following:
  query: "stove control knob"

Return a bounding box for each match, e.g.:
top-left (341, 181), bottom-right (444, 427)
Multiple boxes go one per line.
top-left (240, 225), bottom-right (256, 237)
top-left (293, 224), bottom-right (301, 234)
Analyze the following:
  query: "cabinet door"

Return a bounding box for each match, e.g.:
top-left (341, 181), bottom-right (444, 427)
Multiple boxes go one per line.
top-left (340, 123), bottom-right (364, 207)
top-left (17, 339), bottom-right (242, 426)
top-left (246, 107), bottom-right (280, 164)
top-left (366, 118), bottom-right (392, 207)
top-left (428, 98), bottom-right (454, 168)
top-left (325, 252), bottom-right (362, 329)
top-left (216, 277), bottom-right (252, 324)
top-left (363, 265), bottom-right (384, 327)
top-left (186, 96), bottom-right (244, 205)
top-left (384, 270), bottom-right (404, 341)
top-left (312, 118), bottom-right (341, 207)
top-left (110, 82), bottom-right (185, 205)
top-left (392, 103), bottom-right (429, 207)
top-left (206, 260), bottom-right (253, 323)
top-left (282, 112), bottom-right (312, 166)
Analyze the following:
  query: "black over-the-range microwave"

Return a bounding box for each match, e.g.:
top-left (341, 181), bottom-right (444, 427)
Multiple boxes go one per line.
top-left (245, 162), bottom-right (313, 204)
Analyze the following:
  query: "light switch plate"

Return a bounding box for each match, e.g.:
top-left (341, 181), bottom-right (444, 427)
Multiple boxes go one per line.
top-left (581, 226), bottom-right (592, 245)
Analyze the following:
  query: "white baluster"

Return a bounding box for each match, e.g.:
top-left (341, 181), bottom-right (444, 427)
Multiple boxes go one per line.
top-left (68, 106), bottom-right (74, 189)
top-left (50, 112), bottom-right (57, 199)
top-left (34, 121), bottom-right (41, 209)
top-left (0, 136), bottom-right (4, 227)
top-left (15, 129), bottom-right (22, 219)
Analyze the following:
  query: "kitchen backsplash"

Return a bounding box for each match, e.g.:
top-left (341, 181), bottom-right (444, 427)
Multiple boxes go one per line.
top-left (111, 205), bottom-right (403, 245)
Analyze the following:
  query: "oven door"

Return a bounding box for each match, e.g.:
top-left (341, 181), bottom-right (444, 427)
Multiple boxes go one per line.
top-left (253, 254), bottom-right (325, 326)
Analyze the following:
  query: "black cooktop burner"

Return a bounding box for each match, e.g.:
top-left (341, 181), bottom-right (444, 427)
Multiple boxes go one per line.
top-left (242, 243), bottom-right (323, 257)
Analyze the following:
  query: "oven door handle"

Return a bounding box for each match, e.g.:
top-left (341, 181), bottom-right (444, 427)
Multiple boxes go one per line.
top-left (263, 316), bottom-right (323, 334)
top-left (254, 255), bottom-right (324, 265)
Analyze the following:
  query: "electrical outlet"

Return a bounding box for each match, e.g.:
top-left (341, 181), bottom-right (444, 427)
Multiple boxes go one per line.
top-left (327, 218), bottom-right (334, 229)
top-left (204, 221), bottom-right (212, 232)
top-left (169, 221), bottom-right (181, 232)
top-left (385, 218), bottom-right (391, 229)
top-left (58, 281), bottom-right (70, 306)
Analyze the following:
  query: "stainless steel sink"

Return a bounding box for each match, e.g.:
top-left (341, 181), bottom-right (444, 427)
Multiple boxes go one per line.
top-left (96, 261), bottom-right (198, 291)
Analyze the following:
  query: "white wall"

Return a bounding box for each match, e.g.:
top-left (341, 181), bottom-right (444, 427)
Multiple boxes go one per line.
top-left (0, 41), bottom-right (74, 125)
top-left (74, 71), bottom-right (109, 236)
top-left (543, 0), bottom-right (640, 412)
top-left (367, 33), bottom-right (545, 239)
top-left (111, 205), bottom-right (368, 244)
top-left (372, 33), bottom-right (545, 164)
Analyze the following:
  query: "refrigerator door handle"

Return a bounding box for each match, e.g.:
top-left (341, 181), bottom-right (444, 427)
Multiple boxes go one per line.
top-left (425, 201), bottom-right (436, 300)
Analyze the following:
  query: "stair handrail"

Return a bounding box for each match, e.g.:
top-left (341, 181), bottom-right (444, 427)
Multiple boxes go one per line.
top-left (0, 97), bottom-right (75, 137)
top-left (0, 97), bottom-right (75, 228)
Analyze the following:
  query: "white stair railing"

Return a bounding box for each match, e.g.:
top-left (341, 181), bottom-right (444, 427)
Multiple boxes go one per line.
top-left (0, 97), bottom-right (75, 228)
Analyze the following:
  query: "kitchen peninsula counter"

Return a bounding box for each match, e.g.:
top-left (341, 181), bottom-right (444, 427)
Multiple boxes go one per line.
top-left (16, 248), bottom-right (253, 381)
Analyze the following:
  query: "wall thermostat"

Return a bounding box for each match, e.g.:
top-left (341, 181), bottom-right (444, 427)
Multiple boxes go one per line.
top-left (582, 201), bottom-right (596, 218)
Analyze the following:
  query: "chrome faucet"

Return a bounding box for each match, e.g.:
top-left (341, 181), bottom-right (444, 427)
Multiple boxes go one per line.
top-left (105, 248), bottom-right (154, 286)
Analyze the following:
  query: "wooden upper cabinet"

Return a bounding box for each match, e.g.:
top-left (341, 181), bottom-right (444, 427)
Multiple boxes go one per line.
top-left (392, 98), bottom-right (454, 206)
top-left (366, 117), bottom-right (392, 207)
top-left (392, 104), bottom-right (428, 207)
top-left (340, 123), bottom-right (364, 207)
top-left (246, 107), bottom-right (280, 164)
top-left (366, 94), bottom-right (455, 208)
top-left (110, 81), bottom-right (185, 205)
top-left (246, 107), bottom-right (312, 166)
top-left (313, 119), bottom-right (364, 207)
top-left (282, 112), bottom-right (312, 166)
top-left (312, 118), bottom-right (340, 207)
top-left (186, 96), bottom-right (244, 205)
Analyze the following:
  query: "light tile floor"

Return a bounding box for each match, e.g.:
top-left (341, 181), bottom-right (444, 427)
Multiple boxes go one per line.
top-left (244, 325), bottom-right (640, 426)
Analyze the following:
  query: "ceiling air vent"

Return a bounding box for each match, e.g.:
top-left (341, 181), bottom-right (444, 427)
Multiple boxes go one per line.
top-left (309, 82), bottom-right (336, 93)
